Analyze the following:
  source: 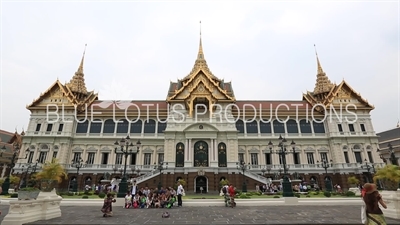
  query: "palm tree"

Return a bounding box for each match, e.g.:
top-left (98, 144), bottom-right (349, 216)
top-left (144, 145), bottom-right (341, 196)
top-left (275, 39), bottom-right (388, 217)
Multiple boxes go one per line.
top-left (373, 165), bottom-right (400, 191)
top-left (35, 158), bottom-right (67, 191)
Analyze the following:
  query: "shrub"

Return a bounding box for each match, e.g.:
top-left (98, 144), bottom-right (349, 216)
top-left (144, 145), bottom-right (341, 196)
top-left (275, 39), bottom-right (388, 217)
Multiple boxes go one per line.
top-left (84, 190), bottom-right (93, 196)
top-left (306, 195), bottom-right (311, 198)
top-left (246, 193), bottom-right (252, 196)
top-left (67, 192), bottom-right (74, 196)
top-left (294, 193), bottom-right (300, 198)
top-left (345, 191), bottom-right (356, 197)
top-left (239, 193), bottom-right (250, 199)
top-left (273, 195), bottom-right (280, 198)
top-left (98, 192), bottom-right (106, 198)
top-left (82, 195), bottom-right (89, 199)
top-left (315, 191), bottom-right (320, 195)
top-left (323, 191), bottom-right (331, 197)
top-left (10, 193), bottom-right (18, 198)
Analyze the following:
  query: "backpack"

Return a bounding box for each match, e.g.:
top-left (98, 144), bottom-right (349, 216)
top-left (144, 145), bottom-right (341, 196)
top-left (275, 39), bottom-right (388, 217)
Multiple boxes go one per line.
top-left (222, 186), bottom-right (227, 194)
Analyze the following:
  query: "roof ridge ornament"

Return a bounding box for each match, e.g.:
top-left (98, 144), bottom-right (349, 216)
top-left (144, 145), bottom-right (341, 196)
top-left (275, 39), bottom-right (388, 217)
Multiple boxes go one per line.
top-left (313, 44), bottom-right (334, 96)
top-left (66, 44), bottom-right (88, 98)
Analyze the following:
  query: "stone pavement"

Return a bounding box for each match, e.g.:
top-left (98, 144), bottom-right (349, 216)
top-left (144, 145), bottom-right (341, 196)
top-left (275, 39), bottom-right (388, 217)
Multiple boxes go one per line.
top-left (1, 205), bottom-right (399, 224)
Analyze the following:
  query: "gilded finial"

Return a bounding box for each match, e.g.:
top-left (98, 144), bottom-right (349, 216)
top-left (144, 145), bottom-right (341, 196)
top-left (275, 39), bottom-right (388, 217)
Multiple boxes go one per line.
top-left (198, 21), bottom-right (203, 59)
top-left (314, 44), bottom-right (323, 74)
top-left (78, 44), bottom-right (87, 74)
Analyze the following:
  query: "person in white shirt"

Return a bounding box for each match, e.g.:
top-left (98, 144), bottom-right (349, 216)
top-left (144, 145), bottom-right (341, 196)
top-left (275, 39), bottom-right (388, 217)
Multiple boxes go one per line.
top-left (124, 192), bottom-right (132, 209)
top-left (130, 181), bottom-right (138, 205)
top-left (176, 181), bottom-right (184, 207)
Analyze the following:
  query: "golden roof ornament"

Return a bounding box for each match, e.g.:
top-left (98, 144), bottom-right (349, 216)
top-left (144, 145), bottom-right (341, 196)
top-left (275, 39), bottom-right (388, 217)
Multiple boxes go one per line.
top-left (66, 44), bottom-right (88, 96)
top-left (183, 21), bottom-right (218, 81)
top-left (313, 44), bottom-right (334, 95)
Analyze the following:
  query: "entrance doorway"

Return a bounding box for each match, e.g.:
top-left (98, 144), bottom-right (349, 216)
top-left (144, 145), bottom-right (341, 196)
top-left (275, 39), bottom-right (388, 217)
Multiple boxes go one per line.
top-left (194, 141), bottom-right (209, 167)
top-left (195, 176), bottom-right (208, 193)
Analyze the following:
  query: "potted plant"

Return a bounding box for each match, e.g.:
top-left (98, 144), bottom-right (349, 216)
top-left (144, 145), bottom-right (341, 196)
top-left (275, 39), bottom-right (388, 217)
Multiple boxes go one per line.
top-left (347, 176), bottom-right (359, 188)
top-left (219, 179), bottom-right (229, 188)
top-left (373, 165), bottom-right (400, 191)
top-left (35, 158), bottom-right (67, 192)
top-left (18, 187), bottom-right (40, 200)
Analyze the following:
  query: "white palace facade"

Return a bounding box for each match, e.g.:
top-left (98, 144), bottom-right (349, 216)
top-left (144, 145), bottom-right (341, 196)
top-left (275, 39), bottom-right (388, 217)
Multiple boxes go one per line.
top-left (15, 37), bottom-right (385, 192)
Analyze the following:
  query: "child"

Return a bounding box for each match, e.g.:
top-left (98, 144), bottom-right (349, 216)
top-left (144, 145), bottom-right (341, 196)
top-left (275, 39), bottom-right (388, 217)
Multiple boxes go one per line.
top-left (101, 193), bottom-right (116, 217)
top-left (139, 194), bottom-right (146, 208)
top-left (124, 192), bottom-right (132, 209)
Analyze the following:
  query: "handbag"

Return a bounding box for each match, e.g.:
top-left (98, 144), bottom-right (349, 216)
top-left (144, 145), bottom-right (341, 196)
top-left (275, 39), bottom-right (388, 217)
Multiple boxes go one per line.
top-left (361, 202), bottom-right (367, 225)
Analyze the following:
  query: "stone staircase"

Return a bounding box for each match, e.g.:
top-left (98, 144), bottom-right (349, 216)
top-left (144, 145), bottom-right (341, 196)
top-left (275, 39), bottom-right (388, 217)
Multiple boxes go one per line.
top-left (130, 170), bottom-right (160, 184)
top-left (244, 171), bottom-right (272, 185)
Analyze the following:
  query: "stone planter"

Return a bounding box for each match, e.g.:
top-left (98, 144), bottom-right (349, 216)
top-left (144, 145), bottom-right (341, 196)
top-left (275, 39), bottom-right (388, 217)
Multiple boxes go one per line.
top-left (380, 190), bottom-right (400, 219)
top-left (18, 190), bottom-right (40, 200)
top-left (40, 180), bottom-right (58, 192)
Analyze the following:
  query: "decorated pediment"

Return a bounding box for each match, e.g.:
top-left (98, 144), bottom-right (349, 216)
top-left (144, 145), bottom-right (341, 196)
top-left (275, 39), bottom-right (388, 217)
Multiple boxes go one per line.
top-left (328, 80), bottom-right (374, 109)
top-left (183, 123), bottom-right (218, 132)
top-left (28, 80), bottom-right (75, 108)
top-left (171, 72), bottom-right (233, 102)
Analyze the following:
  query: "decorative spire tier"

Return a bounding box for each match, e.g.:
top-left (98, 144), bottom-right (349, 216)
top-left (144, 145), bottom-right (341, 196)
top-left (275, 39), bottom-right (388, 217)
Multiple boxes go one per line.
top-left (313, 45), bottom-right (333, 96)
top-left (67, 44), bottom-right (88, 99)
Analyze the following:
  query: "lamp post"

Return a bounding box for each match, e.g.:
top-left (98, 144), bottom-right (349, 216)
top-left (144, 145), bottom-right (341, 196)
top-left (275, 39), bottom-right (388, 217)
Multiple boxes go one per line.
top-left (20, 159), bottom-right (40, 188)
top-left (114, 136), bottom-right (141, 197)
top-left (1, 144), bottom-right (29, 195)
top-left (361, 159), bottom-right (375, 183)
top-left (268, 135), bottom-right (295, 197)
top-left (388, 143), bottom-right (398, 166)
top-left (236, 160), bottom-right (250, 192)
top-left (318, 159), bottom-right (333, 192)
top-left (154, 161), bottom-right (168, 190)
top-left (71, 157), bottom-right (85, 192)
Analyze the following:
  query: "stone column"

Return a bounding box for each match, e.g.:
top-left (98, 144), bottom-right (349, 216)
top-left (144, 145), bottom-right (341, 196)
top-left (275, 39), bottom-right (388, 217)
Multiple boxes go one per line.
top-left (210, 139), bottom-right (214, 161)
top-left (185, 139), bottom-right (189, 161)
top-left (214, 139), bottom-right (218, 161)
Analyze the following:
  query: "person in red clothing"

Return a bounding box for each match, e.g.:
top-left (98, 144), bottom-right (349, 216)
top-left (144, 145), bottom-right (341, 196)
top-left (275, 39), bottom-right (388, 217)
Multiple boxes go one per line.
top-left (228, 184), bottom-right (236, 207)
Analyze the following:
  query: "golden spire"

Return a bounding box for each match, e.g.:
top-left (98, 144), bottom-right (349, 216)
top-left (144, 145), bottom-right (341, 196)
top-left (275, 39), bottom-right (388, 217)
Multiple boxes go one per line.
top-left (313, 44), bottom-right (333, 95)
top-left (198, 21), bottom-right (204, 59)
top-left (183, 21), bottom-right (218, 81)
top-left (67, 44), bottom-right (88, 97)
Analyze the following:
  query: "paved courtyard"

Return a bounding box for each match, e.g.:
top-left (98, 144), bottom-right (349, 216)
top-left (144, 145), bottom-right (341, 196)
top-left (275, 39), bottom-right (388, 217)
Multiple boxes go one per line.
top-left (1, 205), bottom-right (399, 224)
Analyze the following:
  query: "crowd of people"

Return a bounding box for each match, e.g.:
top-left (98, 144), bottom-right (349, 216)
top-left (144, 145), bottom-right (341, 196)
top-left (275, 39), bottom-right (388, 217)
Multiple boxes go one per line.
top-left (101, 181), bottom-right (185, 217)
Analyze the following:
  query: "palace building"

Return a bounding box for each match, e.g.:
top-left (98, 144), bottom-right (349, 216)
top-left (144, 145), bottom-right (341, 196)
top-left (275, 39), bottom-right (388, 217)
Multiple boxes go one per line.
top-left (14, 37), bottom-right (385, 192)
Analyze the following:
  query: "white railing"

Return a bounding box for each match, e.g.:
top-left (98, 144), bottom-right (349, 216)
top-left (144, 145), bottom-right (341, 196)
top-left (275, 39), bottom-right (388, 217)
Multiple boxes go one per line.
top-left (133, 170), bottom-right (160, 184)
top-left (245, 171), bottom-right (272, 185)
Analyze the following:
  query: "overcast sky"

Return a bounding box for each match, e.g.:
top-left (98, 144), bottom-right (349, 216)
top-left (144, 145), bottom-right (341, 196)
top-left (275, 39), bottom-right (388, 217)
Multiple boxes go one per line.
top-left (0, 1), bottom-right (398, 133)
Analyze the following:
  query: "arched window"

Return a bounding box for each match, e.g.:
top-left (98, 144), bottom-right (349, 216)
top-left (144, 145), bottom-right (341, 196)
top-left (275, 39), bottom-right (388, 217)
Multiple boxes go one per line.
top-left (273, 120), bottom-right (285, 134)
top-left (313, 122), bottom-right (325, 133)
top-left (218, 142), bottom-right (227, 167)
top-left (76, 120), bottom-right (89, 133)
top-left (130, 120), bottom-right (142, 133)
top-left (286, 119), bottom-right (298, 133)
top-left (175, 143), bottom-right (184, 167)
top-left (246, 120), bottom-right (258, 134)
top-left (157, 119), bottom-right (167, 133)
top-left (236, 119), bottom-right (244, 133)
top-left (299, 120), bottom-right (312, 133)
top-left (143, 119), bottom-right (156, 134)
top-left (116, 119), bottom-right (129, 134)
top-left (103, 119), bottom-right (116, 133)
top-left (260, 121), bottom-right (272, 133)
top-left (89, 119), bottom-right (102, 133)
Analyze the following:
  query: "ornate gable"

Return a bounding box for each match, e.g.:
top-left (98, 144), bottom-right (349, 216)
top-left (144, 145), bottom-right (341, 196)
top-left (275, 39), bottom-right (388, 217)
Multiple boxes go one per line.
top-left (326, 80), bottom-right (374, 109)
top-left (27, 80), bottom-right (76, 109)
top-left (167, 37), bottom-right (235, 104)
top-left (27, 48), bottom-right (98, 111)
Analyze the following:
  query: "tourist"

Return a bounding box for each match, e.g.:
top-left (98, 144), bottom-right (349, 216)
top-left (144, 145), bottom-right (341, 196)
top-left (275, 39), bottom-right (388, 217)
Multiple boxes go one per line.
top-left (177, 181), bottom-right (184, 207)
top-left (228, 184), bottom-right (236, 208)
top-left (362, 183), bottom-right (387, 225)
top-left (124, 192), bottom-right (132, 209)
top-left (130, 181), bottom-right (138, 205)
top-left (101, 193), bottom-right (116, 217)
